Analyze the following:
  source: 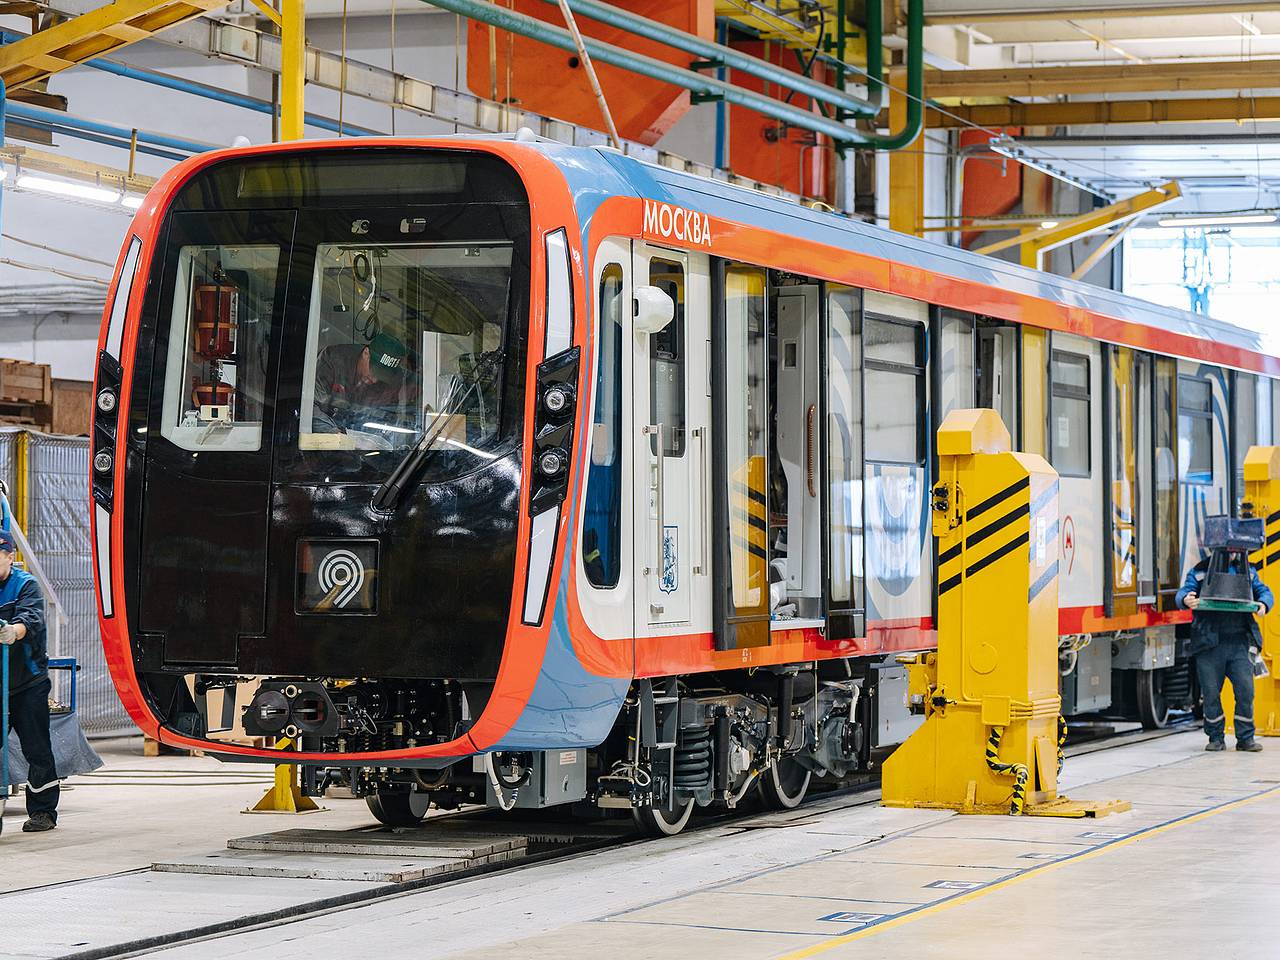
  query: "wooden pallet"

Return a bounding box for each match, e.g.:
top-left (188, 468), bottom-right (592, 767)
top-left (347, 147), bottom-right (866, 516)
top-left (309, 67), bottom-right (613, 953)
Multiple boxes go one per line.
top-left (0, 359), bottom-right (51, 405)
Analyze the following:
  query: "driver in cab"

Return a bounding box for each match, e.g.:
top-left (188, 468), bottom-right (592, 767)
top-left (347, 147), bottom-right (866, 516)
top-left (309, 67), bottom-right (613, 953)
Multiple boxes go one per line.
top-left (314, 331), bottom-right (419, 438)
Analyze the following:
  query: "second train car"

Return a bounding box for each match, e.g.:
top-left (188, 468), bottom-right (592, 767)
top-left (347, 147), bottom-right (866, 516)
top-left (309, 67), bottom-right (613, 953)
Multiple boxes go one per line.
top-left (91, 133), bottom-right (1277, 833)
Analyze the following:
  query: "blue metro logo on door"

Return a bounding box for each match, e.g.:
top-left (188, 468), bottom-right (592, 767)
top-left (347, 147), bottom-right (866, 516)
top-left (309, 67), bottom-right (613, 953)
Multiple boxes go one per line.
top-left (660, 525), bottom-right (679, 594)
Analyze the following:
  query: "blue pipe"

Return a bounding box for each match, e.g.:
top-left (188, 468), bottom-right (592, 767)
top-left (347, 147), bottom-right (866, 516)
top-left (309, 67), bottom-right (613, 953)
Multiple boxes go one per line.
top-left (84, 59), bottom-right (380, 138)
top-left (5, 101), bottom-right (214, 155)
top-left (10, 116), bottom-right (190, 161)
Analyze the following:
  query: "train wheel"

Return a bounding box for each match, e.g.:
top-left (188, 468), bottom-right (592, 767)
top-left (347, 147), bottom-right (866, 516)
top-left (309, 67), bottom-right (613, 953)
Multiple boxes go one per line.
top-left (632, 796), bottom-right (694, 837)
top-left (1136, 669), bottom-right (1171, 730)
top-left (366, 789), bottom-right (431, 827)
top-left (758, 757), bottom-right (811, 810)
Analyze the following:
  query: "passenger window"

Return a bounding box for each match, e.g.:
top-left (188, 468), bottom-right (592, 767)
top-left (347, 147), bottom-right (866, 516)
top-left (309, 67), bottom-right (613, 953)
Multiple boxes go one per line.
top-left (583, 264), bottom-right (624, 589)
top-left (865, 317), bottom-right (923, 464)
top-left (160, 244), bottom-right (278, 452)
top-left (649, 258), bottom-right (686, 458)
top-left (1179, 375), bottom-right (1214, 485)
top-left (1050, 351), bottom-right (1091, 478)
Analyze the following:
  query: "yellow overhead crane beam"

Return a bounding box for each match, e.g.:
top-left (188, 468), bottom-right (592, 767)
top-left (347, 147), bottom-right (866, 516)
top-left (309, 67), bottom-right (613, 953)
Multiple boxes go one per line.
top-left (0, 0), bottom-right (307, 141)
top-left (973, 180), bottom-right (1182, 270)
top-left (0, 0), bottom-right (230, 91)
top-left (926, 59), bottom-right (1280, 99)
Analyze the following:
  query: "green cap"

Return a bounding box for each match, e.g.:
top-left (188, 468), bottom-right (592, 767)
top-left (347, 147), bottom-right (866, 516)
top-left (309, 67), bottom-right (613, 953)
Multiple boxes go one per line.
top-left (368, 332), bottom-right (408, 383)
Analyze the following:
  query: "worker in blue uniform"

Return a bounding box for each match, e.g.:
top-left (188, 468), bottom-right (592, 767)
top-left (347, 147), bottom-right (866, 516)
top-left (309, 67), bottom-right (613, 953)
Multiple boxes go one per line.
top-left (0, 529), bottom-right (57, 830)
top-left (1177, 550), bottom-right (1273, 753)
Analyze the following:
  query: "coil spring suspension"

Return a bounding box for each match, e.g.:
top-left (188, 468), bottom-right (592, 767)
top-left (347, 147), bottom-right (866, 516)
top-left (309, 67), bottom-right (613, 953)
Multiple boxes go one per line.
top-left (673, 727), bottom-right (712, 791)
top-left (985, 725), bottom-right (1029, 815)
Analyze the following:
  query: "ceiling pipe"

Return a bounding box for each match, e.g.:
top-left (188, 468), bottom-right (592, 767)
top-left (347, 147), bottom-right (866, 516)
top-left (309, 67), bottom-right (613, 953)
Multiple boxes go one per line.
top-left (538, 0), bottom-right (879, 118)
top-left (4, 101), bottom-right (214, 155)
top-left (421, 0), bottom-right (878, 147)
top-left (862, 0), bottom-right (921, 151)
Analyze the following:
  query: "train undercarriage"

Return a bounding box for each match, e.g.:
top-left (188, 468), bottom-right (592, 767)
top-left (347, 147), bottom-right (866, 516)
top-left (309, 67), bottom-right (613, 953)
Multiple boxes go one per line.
top-left (199, 629), bottom-right (1198, 835)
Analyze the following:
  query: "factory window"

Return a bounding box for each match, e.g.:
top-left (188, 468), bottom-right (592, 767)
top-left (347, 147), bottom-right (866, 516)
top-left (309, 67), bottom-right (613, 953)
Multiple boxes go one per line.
top-left (1050, 351), bottom-right (1091, 478)
top-left (864, 316), bottom-right (924, 464)
top-left (1179, 375), bottom-right (1214, 485)
top-left (649, 258), bottom-right (686, 458)
top-left (582, 263), bottom-right (625, 589)
top-left (160, 243), bottom-right (279, 452)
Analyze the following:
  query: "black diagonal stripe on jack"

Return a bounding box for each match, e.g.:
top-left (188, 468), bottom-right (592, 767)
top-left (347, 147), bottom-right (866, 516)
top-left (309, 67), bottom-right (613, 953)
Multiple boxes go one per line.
top-left (939, 570), bottom-right (963, 596)
top-left (966, 501), bottom-right (1030, 551)
top-left (1266, 528), bottom-right (1280, 547)
top-left (939, 540), bottom-right (963, 566)
top-left (966, 531), bottom-right (1030, 579)
top-left (965, 476), bottom-right (1029, 523)
top-left (1269, 510), bottom-right (1280, 526)
top-left (1267, 547), bottom-right (1280, 569)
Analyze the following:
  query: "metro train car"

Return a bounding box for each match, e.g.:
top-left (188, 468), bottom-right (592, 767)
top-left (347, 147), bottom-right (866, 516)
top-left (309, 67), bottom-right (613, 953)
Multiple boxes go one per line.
top-left (91, 133), bottom-right (1278, 834)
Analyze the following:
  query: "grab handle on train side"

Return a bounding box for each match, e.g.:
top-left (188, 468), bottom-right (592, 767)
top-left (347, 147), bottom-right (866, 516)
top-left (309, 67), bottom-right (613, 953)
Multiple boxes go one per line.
top-left (642, 423), bottom-right (665, 577)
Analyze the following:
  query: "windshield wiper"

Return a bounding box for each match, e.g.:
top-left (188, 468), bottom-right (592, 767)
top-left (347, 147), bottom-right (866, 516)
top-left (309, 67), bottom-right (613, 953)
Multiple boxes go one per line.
top-left (371, 350), bottom-right (502, 513)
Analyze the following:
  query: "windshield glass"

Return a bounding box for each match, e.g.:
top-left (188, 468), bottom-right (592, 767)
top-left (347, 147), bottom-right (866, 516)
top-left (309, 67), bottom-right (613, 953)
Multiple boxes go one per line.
top-left (298, 242), bottom-right (513, 468)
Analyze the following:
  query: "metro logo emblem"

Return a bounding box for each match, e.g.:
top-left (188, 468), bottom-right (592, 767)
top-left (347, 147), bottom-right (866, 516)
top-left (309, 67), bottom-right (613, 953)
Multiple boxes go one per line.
top-left (643, 200), bottom-right (712, 247)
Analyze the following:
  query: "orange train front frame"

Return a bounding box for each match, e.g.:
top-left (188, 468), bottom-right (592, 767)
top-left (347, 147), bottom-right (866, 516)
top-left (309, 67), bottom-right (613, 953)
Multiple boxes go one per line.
top-left (92, 135), bottom-right (1269, 765)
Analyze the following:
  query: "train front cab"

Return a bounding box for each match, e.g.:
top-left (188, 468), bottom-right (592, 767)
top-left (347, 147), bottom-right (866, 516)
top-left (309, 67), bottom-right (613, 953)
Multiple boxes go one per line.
top-left (92, 144), bottom-right (595, 801)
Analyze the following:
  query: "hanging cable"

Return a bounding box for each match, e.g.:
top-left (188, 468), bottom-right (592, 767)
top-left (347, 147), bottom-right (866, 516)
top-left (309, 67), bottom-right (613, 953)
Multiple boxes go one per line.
top-left (1, 233), bottom-right (117, 269)
top-left (984, 725), bottom-right (1029, 815)
top-left (0, 257), bottom-right (110, 285)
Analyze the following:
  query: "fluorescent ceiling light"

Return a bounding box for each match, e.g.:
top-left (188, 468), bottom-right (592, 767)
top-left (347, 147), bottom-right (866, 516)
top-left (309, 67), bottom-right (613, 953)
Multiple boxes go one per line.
top-left (17, 174), bottom-right (120, 204)
top-left (1156, 213), bottom-right (1277, 228)
top-left (121, 195), bottom-right (144, 210)
top-left (1040, 220), bottom-right (1060, 229)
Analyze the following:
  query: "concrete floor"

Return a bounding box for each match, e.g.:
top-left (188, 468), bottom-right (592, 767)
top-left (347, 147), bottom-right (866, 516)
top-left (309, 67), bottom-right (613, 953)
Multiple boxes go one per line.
top-left (0, 738), bottom-right (378, 894)
top-left (3, 730), bottom-right (1278, 960)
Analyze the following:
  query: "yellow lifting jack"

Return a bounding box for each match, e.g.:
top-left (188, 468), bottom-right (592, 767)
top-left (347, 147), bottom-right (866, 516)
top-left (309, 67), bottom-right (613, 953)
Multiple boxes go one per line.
top-left (1225, 446), bottom-right (1280, 737)
top-left (882, 409), bottom-right (1130, 818)
top-left (245, 737), bottom-right (322, 815)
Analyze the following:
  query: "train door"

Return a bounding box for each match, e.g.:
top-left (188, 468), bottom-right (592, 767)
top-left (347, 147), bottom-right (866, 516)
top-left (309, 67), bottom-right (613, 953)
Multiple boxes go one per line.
top-left (576, 238), bottom-right (635, 658)
top-left (1135, 353), bottom-right (1157, 605)
top-left (1105, 346), bottom-right (1139, 618)
top-left (632, 243), bottom-right (710, 629)
top-left (863, 292), bottom-right (931, 639)
top-left (976, 319), bottom-right (1019, 443)
top-left (1050, 334), bottom-right (1103, 612)
top-left (136, 210), bottom-right (293, 667)
top-left (775, 284), bottom-right (824, 622)
top-left (824, 285), bottom-right (865, 641)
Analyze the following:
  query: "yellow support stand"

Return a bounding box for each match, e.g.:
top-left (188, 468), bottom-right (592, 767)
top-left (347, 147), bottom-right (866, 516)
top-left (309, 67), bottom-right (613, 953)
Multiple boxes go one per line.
top-left (245, 737), bottom-right (322, 814)
top-left (882, 409), bottom-right (1129, 818)
top-left (1224, 446), bottom-right (1280, 736)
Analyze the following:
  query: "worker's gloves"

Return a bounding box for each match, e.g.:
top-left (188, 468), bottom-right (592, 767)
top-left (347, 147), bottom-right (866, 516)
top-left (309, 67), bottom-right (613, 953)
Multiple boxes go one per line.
top-left (0, 623), bottom-right (17, 646)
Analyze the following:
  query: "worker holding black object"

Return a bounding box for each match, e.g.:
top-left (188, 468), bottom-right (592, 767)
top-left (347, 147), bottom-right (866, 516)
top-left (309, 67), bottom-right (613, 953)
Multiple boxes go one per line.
top-left (1176, 515), bottom-right (1274, 754)
top-left (0, 529), bottom-right (57, 831)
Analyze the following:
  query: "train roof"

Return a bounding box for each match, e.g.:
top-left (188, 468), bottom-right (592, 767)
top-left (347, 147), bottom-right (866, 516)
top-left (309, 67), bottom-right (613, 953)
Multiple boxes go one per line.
top-left (540, 141), bottom-right (1263, 365)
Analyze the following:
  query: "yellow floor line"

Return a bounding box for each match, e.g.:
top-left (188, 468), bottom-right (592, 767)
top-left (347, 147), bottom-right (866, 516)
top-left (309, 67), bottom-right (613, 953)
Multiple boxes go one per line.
top-left (776, 784), bottom-right (1280, 959)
